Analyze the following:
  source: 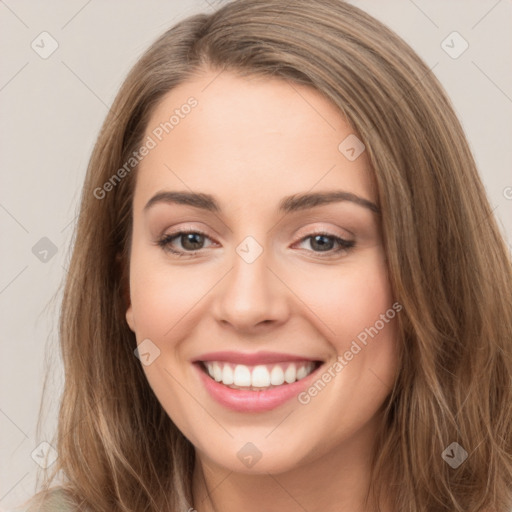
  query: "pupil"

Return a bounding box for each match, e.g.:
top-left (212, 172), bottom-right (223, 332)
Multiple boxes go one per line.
top-left (183, 233), bottom-right (203, 250)
top-left (179, 234), bottom-right (335, 252)
top-left (312, 235), bottom-right (333, 252)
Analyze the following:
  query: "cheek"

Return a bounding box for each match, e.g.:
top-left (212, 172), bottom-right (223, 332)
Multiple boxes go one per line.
top-left (287, 252), bottom-right (399, 399)
top-left (130, 272), bottom-right (190, 337)
top-left (289, 254), bottom-right (394, 345)
top-left (130, 244), bottom-right (394, 349)
top-left (128, 244), bottom-right (210, 340)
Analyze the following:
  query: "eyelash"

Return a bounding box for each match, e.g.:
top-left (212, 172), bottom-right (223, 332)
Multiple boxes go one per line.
top-left (156, 229), bottom-right (355, 258)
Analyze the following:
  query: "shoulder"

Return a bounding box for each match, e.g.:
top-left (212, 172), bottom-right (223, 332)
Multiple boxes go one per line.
top-left (11, 487), bottom-right (84, 512)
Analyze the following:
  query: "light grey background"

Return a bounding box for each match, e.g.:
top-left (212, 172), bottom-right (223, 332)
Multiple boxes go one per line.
top-left (1, 0), bottom-right (511, 509)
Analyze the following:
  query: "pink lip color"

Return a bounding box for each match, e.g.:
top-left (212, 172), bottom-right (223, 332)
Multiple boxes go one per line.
top-left (193, 361), bottom-right (323, 413)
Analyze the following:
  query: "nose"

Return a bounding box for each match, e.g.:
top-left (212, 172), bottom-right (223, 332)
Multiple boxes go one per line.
top-left (211, 242), bottom-right (291, 333)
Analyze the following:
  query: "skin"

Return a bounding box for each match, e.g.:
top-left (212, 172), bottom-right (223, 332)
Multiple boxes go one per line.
top-left (125, 69), bottom-right (398, 512)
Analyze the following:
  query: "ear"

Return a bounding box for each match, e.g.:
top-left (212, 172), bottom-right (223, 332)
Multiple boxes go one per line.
top-left (126, 304), bottom-right (135, 333)
top-left (116, 252), bottom-right (135, 332)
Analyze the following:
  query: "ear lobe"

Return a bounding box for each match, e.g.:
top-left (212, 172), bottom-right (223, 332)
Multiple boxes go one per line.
top-left (116, 251), bottom-right (134, 331)
top-left (126, 305), bottom-right (135, 332)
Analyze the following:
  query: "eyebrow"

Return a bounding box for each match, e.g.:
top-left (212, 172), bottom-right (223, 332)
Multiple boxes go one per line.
top-left (143, 190), bottom-right (380, 215)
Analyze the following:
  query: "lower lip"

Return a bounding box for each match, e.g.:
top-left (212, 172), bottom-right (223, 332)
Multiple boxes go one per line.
top-left (194, 362), bottom-right (323, 413)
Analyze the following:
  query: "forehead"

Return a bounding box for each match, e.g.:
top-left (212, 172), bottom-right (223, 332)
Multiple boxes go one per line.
top-left (133, 69), bottom-right (376, 215)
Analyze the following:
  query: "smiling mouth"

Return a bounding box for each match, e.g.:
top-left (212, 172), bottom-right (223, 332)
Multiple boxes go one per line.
top-left (198, 360), bottom-right (323, 391)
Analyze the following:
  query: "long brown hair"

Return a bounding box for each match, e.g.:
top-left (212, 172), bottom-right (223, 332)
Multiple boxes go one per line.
top-left (25, 0), bottom-right (512, 510)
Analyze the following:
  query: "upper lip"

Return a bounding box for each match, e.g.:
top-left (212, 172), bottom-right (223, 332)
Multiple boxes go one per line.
top-left (192, 351), bottom-right (323, 365)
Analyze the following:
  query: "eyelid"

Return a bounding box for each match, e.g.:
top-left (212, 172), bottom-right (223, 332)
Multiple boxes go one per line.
top-left (292, 224), bottom-right (354, 241)
top-left (160, 222), bottom-right (352, 242)
top-left (291, 230), bottom-right (355, 256)
top-left (158, 224), bottom-right (350, 243)
top-left (157, 224), bottom-right (214, 242)
top-left (156, 224), bottom-right (355, 259)
top-left (159, 227), bottom-right (216, 247)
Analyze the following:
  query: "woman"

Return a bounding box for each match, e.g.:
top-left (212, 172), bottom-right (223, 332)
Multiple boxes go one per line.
top-left (17, 0), bottom-right (512, 511)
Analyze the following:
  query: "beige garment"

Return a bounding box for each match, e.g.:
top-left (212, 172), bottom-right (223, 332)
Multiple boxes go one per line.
top-left (11, 488), bottom-right (80, 512)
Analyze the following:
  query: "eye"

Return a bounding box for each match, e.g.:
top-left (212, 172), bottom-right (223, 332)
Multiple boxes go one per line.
top-left (156, 230), bottom-right (355, 258)
top-left (294, 232), bottom-right (355, 257)
top-left (156, 230), bottom-right (215, 257)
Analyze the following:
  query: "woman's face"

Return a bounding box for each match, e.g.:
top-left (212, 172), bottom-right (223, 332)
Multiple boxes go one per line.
top-left (125, 69), bottom-right (399, 475)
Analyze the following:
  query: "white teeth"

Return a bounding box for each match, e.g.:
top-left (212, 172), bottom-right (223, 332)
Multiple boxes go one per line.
top-left (222, 364), bottom-right (234, 385)
top-left (212, 362), bottom-right (222, 382)
top-left (233, 365), bottom-right (251, 387)
top-left (284, 365), bottom-right (296, 384)
top-left (270, 366), bottom-right (285, 385)
top-left (251, 365), bottom-right (271, 387)
top-left (203, 361), bottom-right (317, 389)
top-left (296, 366), bottom-right (307, 380)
